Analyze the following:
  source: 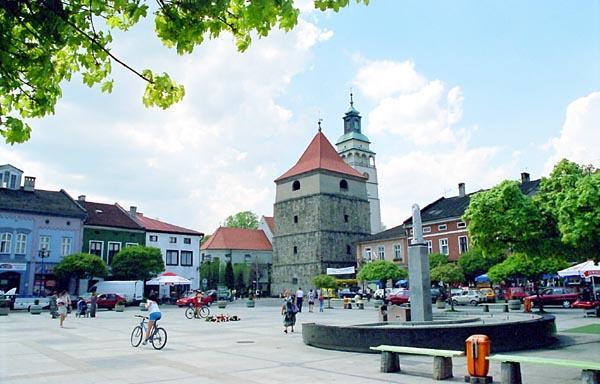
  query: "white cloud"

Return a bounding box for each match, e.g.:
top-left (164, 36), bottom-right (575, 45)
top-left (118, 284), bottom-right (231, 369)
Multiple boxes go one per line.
top-left (353, 60), bottom-right (426, 99)
top-left (545, 91), bottom-right (600, 171)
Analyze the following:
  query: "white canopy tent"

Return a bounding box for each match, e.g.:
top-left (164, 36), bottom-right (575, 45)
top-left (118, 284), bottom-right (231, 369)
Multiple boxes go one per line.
top-left (558, 260), bottom-right (600, 300)
top-left (146, 272), bottom-right (191, 285)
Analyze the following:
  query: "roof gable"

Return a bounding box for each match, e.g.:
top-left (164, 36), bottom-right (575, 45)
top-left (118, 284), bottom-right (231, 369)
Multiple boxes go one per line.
top-left (136, 213), bottom-right (203, 236)
top-left (0, 188), bottom-right (87, 218)
top-left (275, 130), bottom-right (366, 182)
top-left (83, 201), bottom-right (144, 230)
top-left (201, 227), bottom-right (272, 251)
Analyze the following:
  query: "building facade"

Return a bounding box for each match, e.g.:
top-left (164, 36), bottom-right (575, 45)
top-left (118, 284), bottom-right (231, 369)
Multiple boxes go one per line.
top-left (335, 96), bottom-right (382, 234)
top-left (0, 165), bottom-right (86, 294)
top-left (355, 226), bottom-right (408, 269)
top-left (271, 129), bottom-right (371, 295)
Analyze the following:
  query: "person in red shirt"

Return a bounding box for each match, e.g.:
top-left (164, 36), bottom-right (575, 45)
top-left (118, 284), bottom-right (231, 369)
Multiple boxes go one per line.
top-left (191, 290), bottom-right (204, 318)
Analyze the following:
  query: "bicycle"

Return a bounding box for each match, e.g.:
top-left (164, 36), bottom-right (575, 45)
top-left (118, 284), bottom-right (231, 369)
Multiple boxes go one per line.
top-left (131, 315), bottom-right (167, 350)
top-left (185, 304), bottom-right (210, 319)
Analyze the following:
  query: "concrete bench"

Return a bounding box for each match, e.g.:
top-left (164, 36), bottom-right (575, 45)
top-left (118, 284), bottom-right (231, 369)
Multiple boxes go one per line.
top-left (481, 303), bottom-right (509, 312)
top-left (487, 354), bottom-right (600, 384)
top-left (370, 345), bottom-right (464, 380)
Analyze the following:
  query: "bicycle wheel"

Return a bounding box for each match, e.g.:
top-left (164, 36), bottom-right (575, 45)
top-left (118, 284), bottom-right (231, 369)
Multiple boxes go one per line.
top-left (199, 306), bottom-right (210, 318)
top-left (185, 307), bottom-right (194, 319)
top-left (151, 327), bottom-right (168, 350)
top-left (130, 326), bottom-right (143, 347)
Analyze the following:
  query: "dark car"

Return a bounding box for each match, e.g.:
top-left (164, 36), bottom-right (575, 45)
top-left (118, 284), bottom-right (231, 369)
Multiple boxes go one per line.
top-left (86, 293), bottom-right (126, 309)
top-left (176, 292), bottom-right (213, 307)
top-left (385, 289), bottom-right (410, 305)
top-left (430, 288), bottom-right (443, 303)
top-left (338, 289), bottom-right (361, 299)
top-left (525, 287), bottom-right (579, 308)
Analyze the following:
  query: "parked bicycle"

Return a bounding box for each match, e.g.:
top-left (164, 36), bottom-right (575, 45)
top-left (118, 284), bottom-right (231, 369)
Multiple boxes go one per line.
top-left (131, 314), bottom-right (167, 350)
top-left (185, 304), bottom-right (210, 319)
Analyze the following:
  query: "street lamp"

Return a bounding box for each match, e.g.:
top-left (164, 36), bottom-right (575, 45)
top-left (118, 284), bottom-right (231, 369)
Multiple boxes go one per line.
top-left (38, 248), bottom-right (50, 296)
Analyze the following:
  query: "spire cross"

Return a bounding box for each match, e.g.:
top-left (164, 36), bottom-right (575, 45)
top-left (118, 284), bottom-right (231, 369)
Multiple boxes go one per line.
top-left (350, 88), bottom-right (354, 107)
top-left (318, 118), bottom-right (323, 132)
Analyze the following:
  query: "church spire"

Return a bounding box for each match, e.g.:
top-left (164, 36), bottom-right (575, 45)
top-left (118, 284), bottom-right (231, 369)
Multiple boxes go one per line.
top-left (343, 92), bottom-right (361, 134)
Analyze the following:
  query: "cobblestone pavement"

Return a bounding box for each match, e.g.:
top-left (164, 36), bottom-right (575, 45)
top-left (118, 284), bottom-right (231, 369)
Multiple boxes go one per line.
top-left (1, 299), bottom-right (598, 383)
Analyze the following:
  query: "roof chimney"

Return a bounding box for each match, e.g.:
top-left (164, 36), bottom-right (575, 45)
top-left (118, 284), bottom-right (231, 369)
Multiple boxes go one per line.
top-left (23, 176), bottom-right (35, 192)
top-left (129, 206), bottom-right (137, 217)
top-left (458, 182), bottom-right (466, 197)
top-left (78, 195), bottom-right (86, 202)
top-left (521, 172), bottom-right (530, 183)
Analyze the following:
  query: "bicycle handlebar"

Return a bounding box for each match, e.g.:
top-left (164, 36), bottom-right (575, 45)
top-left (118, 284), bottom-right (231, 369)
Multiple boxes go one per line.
top-left (134, 315), bottom-right (148, 319)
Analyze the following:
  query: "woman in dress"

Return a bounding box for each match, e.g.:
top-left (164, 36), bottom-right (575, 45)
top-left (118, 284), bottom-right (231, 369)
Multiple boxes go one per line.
top-left (56, 290), bottom-right (71, 328)
top-left (281, 291), bottom-right (297, 334)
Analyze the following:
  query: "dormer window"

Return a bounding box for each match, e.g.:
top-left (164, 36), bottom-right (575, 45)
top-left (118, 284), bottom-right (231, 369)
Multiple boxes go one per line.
top-left (292, 180), bottom-right (300, 191)
top-left (339, 179), bottom-right (348, 191)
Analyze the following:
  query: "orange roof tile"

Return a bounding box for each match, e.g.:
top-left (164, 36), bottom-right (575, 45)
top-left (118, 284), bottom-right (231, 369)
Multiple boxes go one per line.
top-left (275, 130), bottom-right (366, 182)
top-left (136, 213), bottom-right (203, 236)
top-left (201, 227), bottom-right (272, 251)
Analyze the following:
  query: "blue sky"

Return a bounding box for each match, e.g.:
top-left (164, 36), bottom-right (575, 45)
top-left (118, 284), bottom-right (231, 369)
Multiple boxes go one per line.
top-left (3, 0), bottom-right (599, 233)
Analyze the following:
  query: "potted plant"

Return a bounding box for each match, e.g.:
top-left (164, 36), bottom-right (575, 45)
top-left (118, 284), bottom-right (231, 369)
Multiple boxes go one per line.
top-left (0, 295), bottom-right (10, 316)
top-left (246, 295), bottom-right (255, 308)
top-left (30, 299), bottom-right (43, 315)
top-left (115, 300), bottom-right (126, 312)
top-left (217, 300), bottom-right (227, 309)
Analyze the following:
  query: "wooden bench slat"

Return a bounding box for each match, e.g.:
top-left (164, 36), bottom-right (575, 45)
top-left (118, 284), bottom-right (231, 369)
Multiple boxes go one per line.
top-left (370, 345), bottom-right (464, 357)
top-left (487, 354), bottom-right (600, 370)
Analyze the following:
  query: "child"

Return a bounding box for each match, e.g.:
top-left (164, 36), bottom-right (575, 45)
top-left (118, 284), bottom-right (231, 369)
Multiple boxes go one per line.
top-left (319, 290), bottom-right (324, 312)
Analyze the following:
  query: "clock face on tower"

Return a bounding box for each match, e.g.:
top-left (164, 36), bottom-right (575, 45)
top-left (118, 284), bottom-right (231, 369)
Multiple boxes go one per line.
top-left (363, 172), bottom-right (369, 180)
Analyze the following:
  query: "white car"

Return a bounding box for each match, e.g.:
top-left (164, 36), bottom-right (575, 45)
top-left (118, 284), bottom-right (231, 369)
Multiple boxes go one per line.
top-left (450, 290), bottom-right (482, 306)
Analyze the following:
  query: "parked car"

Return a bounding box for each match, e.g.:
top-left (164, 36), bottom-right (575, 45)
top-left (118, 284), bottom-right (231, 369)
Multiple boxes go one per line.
top-left (430, 288), bottom-right (444, 303)
top-left (524, 287), bottom-right (579, 308)
top-left (505, 287), bottom-right (528, 301)
top-left (385, 289), bottom-right (410, 305)
top-left (450, 289), bottom-right (482, 306)
top-left (85, 293), bottom-right (126, 309)
top-left (176, 292), bottom-right (213, 307)
top-left (479, 288), bottom-right (496, 303)
top-left (373, 288), bottom-right (392, 300)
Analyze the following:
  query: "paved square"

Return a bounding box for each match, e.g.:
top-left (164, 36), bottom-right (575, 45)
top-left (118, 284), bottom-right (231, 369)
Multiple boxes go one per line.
top-left (1, 300), bottom-right (598, 383)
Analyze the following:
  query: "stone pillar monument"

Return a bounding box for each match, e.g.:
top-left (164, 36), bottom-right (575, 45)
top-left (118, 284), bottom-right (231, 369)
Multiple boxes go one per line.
top-left (408, 204), bottom-right (432, 321)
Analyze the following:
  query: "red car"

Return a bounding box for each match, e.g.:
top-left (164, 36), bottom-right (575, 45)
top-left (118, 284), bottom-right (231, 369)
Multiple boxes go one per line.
top-left (505, 287), bottom-right (528, 301)
top-left (86, 293), bottom-right (126, 309)
top-left (385, 289), bottom-right (410, 305)
top-left (525, 287), bottom-right (579, 308)
top-left (176, 292), bottom-right (213, 307)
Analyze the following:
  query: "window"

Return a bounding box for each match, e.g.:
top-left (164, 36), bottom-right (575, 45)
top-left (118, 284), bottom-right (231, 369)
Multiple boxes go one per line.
top-left (183, 238), bottom-right (191, 244)
top-left (293, 246), bottom-right (298, 254)
top-left (149, 235), bottom-right (158, 242)
top-left (294, 215), bottom-right (298, 224)
top-left (90, 241), bottom-right (103, 257)
top-left (292, 277), bottom-right (298, 285)
top-left (438, 224), bottom-right (447, 231)
top-left (169, 236), bottom-right (177, 244)
top-left (244, 254), bottom-right (252, 263)
top-left (107, 242), bottom-right (121, 264)
top-left (180, 251), bottom-right (193, 266)
top-left (39, 235), bottom-right (50, 251)
top-left (364, 247), bottom-right (372, 261)
top-left (15, 233), bottom-right (26, 254)
top-left (459, 236), bottom-right (469, 254)
top-left (346, 245), bottom-right (352, 255)
top-left (125, 242), bottom-right (138, 247)
top-left (393, 244), bottom-right (403, 261)
top-left (61, 237), bottom-right (72, 256)
top-left (378, 246), bottom-right (385, 260)
top-left (426, 240), bottom-right (432, 254)
top-left (344, 214), bottom-right (349, 223)
top-left (9, 174), bottom-right (16, 189)
top-left (422, 226), bottom-right (431, 233)
top-left (439, 238), bottom-right (449, 255)
top-left (457, 221), bottom-right (467, 229)
top-left (339, 179), bottom-right (348, 191)
top-left (292, 180), bottom-right (300, 191)
top-left (166, 250), bottom-right (179, 265)
top-left (0, 233), bottom-right (12, 253)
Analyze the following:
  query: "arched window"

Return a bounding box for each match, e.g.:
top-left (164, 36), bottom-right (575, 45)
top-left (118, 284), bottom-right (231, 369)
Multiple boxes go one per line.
top-left (369, 156), bottom-right (375, 167)
top-left (339, 179), bottom-right (348, 191)
top-left (292, 180), bottom-right (300, 191)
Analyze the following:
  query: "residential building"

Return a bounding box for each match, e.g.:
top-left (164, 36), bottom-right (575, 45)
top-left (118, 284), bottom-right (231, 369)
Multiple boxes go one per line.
top-left (271, 128), bottom-right (371, 295)
top-left (79, 196), bottom-right (145, 266)
top-left (0, 165), bottom-right (86, 294)
top-left (200, 227), bottom-right (272, 293)
top-left (134, 208), bottom-right (204, 291)
top-left (258, 215), bottom-right (275, 244)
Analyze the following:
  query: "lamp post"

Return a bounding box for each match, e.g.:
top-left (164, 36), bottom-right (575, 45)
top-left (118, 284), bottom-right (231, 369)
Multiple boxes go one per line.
top-left (38, 248), bottom-right (50, 296)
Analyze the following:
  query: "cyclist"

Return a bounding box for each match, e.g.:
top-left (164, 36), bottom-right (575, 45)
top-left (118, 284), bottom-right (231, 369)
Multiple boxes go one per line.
top-left (143, 292), bottom-right (161, 345)
top-left (191, 290), bottom-right (204, 318)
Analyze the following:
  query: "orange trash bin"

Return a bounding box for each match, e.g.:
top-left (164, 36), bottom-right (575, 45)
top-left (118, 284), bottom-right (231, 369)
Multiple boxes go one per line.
top-left (466, 334), bottom-right (490, 377)
top-left (524, 298), bottom-right (532, 312)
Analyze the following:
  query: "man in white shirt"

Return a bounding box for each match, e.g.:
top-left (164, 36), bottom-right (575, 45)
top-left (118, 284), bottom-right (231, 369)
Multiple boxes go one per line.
top-left (296, 287), bottom-right (304, 312)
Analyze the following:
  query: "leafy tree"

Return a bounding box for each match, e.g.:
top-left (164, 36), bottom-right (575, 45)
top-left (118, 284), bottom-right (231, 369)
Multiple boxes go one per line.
top-left (224, 260), bottom-right (234, 290)
top-left (223, 211), bottom-right (259, 229)
top-left (0, 0), bottom-right (368, 144)
top-left (233, 264), bottom-right (248, 295)
top-left (487, 253), bottom-right (569, 283)
top-left (110, 246), bottom-right (164, 281)
top-left (54, 253), bottom-right (108, 294)
top-left (313, 274), bottom-right (337, 290)
top-left (429, 253), bottom-right (448, 269)
top-left (430, 263), bottom-right (465, 285)
top-left (458, 250), bottom-right (502, 282)
top-left (357, 260), bottom-right (407, 286)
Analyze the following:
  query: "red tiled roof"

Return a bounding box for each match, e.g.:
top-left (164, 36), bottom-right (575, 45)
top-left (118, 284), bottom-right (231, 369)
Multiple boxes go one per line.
top-left (83, 201), bottom-right (144, 230)
top-left (275, 130), bottom-right (366, 182)
top-left (136, 213), bottom-right (203, 236)
top-left (264, 216), bottom-right (275, 234)
top-left (201, 227), bottom-right (272, 251)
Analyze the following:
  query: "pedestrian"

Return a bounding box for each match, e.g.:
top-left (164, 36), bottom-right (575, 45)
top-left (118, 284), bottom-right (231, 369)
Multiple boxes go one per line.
top-left (143, 292), bottom-right (162, 345)
top-left (308, 289), bottom-right (315, 312)
top-left (49, 291), bottom-right (58, 319)
top-left (56, 290), bottom-right (71, 328)
top-left (319, 290), bottom-right (324, 312)
top-left (296, 287), bottom-right (304, 312)
top-left (281, 291), bottom-right (297, 333)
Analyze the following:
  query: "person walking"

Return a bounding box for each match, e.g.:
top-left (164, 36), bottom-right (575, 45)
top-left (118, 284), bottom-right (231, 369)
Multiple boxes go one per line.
top-left (296, 287), bottom-right (304, 312)
top-left (90, 291), bottom-right (97, 318)
top-left (308, 289), bottom-right (315, 312)
top-left (56, 290), bottom-right (71, 328)
top-left (143, 293), bottom-right (162, 345)
top-left (281, 292), bottom-right (297, 334)
top-left (319, 290), bottom-right (324, 312)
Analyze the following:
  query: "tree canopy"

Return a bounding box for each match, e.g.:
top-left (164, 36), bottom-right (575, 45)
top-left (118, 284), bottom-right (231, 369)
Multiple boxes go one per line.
top-left (0, 0), bottom-right (368, 144)
top-left (430, 263), bottom-right (465, 285)
top-left (458, 250), bottom-right (501, 282)
top-left (110, 245), bottom-right (164, 281)
top-left (223, 211), bottom-right (259, 229)
top-left (357, 260), bottom-right (407, 284)
top-left (429, 253), bottom-right (448, 269)
top-left (54, 252), bottom-right (108, 279)
top-left (487, 253), bottom-right (569, 283)
top-left (224, 260), bottom-right (234, 290)
top-left (312, 274), bottom-right (337, 289)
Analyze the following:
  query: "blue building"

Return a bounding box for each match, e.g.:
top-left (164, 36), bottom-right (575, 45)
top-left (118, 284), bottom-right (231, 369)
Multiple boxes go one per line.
top-left (0, 164), bottom-right (87, 295)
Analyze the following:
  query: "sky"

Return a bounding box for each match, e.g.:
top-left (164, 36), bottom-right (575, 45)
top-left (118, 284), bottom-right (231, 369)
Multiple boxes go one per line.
top-left (3, 0), bottom-right (600, 234)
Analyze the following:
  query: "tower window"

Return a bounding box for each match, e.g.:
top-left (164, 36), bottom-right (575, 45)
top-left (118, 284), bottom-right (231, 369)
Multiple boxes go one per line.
top-left (346, 245), bottom-right (352, 255)
top-left (292, 180), bottom-right (300, 191)
top-left (293, 215), bottom-right (298, 224)
top-left (339, 179), bottom-right (348, 191)
top-left (344, 214), bottom-right (349, 223)
top-left (293, 246), bottom-right (298, 254)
